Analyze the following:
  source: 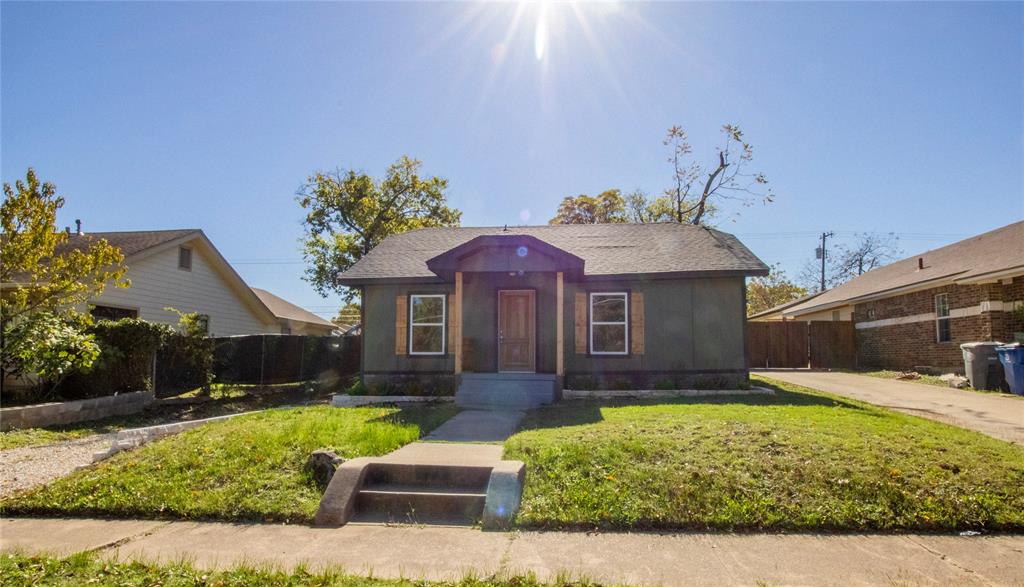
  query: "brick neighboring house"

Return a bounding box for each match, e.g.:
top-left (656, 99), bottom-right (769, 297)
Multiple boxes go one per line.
top-left (783, 221), bottom-right (1024, 372)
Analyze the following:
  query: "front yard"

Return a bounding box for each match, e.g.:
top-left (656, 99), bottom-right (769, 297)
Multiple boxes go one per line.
top-left (0, 553), bottom-right (595, 587)
top-left (1, 404), bottom-right (457, 523)
top-left (503, 375), bottom-right (1024, 532)
top-left (0, 382), bottom-right (331, 451)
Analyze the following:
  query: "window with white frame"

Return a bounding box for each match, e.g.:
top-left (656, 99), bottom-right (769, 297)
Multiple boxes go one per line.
top-left (935, 293), bottom-right (951, 342)
top-left (178, 246), bottom-right (192, 270)
top-left (589, 292), bottom-right (628, 354)
top-left (409, 294), bottom-right (446, 355)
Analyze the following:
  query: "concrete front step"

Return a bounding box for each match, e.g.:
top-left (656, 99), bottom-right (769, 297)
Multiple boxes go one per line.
top-left (363, 462), bottom-right (493, 488)
top-left (352, 462), bottom-right (490, 525)
top-left (455, 373), bottom-right (558, 409)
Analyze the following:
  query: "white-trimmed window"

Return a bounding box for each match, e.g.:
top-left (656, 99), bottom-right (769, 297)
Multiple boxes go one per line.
top-left (589, 292), bottom-right (628, 355)
top-left (935, 293), bottom-right (951, 342)
top-left (409, 294), bottom-right (446, 355)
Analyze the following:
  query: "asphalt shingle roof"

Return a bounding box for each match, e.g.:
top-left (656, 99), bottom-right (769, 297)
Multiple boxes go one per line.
top-left (338, 223), bottom-right (769, 282)
top-left (786, 221), bottom-right (1024, 316)
top-left (251, 288), bottom-right (334, 327)
top-left (57, 229), bottom-right (201, 258)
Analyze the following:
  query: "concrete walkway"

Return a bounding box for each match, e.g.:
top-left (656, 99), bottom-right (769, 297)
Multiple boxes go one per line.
top-left (3, 517), bottom-right (1023, 586)
top-left (761, 370), bottom-right (1024, 445)
top-left (424, 409), bottom-right (524, 443)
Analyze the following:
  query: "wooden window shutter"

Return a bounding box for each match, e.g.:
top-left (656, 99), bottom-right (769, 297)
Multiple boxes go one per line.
top-left (630, 292), bottom-right (645, 355)
top-left (574, 292), bottom-right (587, 354)
top-left (395, 295), bottom-right (407, 355)
top-left (447, 293), bottom-right (457, 354)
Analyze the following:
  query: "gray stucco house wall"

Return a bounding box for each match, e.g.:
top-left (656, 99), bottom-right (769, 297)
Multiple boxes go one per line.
top-left (341, 224), bottom-right (768, 393)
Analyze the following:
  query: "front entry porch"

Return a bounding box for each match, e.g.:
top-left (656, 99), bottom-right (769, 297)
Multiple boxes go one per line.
top-left (455, 372), bottom-right (559, 410)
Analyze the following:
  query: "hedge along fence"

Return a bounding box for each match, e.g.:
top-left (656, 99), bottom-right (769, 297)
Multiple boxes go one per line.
top-left (211, 334), bottom-right (361, 388)
top-left (57, 319), bottom-right (361, 399)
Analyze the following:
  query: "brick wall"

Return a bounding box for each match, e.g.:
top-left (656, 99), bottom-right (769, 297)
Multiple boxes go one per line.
top-left (853, 276), bottom-right (1023, 372)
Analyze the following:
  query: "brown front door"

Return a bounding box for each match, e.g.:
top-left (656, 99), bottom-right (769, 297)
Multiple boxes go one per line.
top-left (498, 290), bottom-right (536, 372)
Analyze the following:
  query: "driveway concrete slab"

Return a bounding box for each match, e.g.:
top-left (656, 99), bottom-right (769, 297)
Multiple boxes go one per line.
top-left (761, 370), bottom-right (1024, 444)
top-left (424, 410), bottom-right (524, 443)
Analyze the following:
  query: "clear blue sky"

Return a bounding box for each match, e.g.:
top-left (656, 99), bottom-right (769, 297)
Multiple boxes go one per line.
top-left (3, 1), bottom-right (1022, 318)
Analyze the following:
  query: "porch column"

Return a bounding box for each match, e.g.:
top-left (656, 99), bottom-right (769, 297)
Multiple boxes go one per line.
top-left (556, 271), bottom-right (564, 376)
top-left (454, 271), bottom-right (463, 374)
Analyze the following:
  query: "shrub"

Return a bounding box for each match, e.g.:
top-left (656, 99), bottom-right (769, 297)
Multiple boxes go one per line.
top-left (654, 378), bottom-right (676, 391)
top-left (610, 378), bottom-right (634, 391)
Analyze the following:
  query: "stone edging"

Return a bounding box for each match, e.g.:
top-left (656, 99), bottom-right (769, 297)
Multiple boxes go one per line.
top-left (331, 395), bottom-right (455, 407)
top-left (562, 386), bottom-right (775, 400)
top-left (0, 391), bottom-right (154, 432)
top-left (91, 410), bottom-right (263, 463)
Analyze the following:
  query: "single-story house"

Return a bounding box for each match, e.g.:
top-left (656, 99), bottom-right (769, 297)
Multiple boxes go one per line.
top-left (66, 229), bottom-right (327, 337)
top-left (252, 287), bottom-right (336, 336)
top-left (782, 221), bottom-right (1024, 372)
top-left (749, 290), bottom-right (843, 323)
top-left (336, 223), bottom-right (769, 406)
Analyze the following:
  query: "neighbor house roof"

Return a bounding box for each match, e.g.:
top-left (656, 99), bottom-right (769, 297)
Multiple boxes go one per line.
top-left (337, 223), bottom-right (769, 284)
top-left (56, 229), bottom-right (202, 258)
top-left (748, 291), bottom-right (825, 320)
top-left (251, 288), bottom-right (334, 328)
top-left (786, 221), bottom-right (1024, 317)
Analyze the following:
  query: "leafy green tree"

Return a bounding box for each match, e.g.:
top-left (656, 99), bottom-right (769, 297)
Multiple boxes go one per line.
top-left (334, 303), bottom-right (361, 328)
top-left (747, 264), bottom-right (808, 316)
top-left (297, 156), bottom-right (461, 300)
top-left (1, 169), bottom-right (128, 385)
top-left (549, 189), bottom-right (630, 224)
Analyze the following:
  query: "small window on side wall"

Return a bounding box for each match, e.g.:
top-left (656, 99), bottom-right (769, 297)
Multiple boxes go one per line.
top-left (178, 247), bottom-right (193, 271)
top-left (195, 314), bottom-right (210, 335)
top-left (90, 305), bottom-right (138, 321)
top-left (590, 292), bottom-right (628, 355)
top-left (409, 294), bottom-right (445, 355)
top-left (935, 293), bottom-right (951, 342)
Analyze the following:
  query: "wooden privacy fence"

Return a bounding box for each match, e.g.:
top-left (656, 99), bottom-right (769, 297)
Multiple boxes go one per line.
top-left (747, 321), bottom-right (856, 369)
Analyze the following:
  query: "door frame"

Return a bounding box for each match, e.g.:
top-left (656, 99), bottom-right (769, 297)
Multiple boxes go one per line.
top-left (497, 289), bottom-right (537, 373)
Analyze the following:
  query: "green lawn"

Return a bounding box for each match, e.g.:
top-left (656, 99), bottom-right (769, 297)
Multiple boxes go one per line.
top-left (1, 404), bottom-right (458, 523)
top-left (504, 375), bottom-right (1024, 532)
top-left (0, 553), bottom-right (600, 587)
top-left (0, 383), bottom-right (332, 451)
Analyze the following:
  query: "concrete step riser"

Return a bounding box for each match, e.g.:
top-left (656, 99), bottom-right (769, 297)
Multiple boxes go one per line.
top-left (364, 464), bottom-right (492, 488)
top-left (356, 491), bottom-right (485, 519)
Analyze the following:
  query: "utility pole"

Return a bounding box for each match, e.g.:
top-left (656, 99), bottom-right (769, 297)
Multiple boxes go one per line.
top-left (816, 231), bottom-right (834, 292)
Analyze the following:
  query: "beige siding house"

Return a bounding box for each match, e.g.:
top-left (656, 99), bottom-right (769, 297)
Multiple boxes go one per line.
top-left (78, 229), bottom-right (329, 337)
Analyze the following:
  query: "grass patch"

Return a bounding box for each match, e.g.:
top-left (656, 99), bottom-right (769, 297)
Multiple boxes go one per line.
top-left (853, 370), bottom-right (1018, 396)
top-left (1, 404), bottom-right (458, 523)
top-left (504, 375), bottom-right (1024, 532)
top-left (0, 552), bottom-right (606, 587)
top-left (1, 384), bottom-right (330, 451)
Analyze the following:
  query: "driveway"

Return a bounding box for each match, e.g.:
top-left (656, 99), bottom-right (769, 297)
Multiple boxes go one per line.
top-left (761, 370), bottom-right (1024, 445)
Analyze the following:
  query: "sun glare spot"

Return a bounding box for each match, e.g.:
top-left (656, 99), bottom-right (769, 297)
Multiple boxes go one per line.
top-left (533, 4), bottom-right (549, 61)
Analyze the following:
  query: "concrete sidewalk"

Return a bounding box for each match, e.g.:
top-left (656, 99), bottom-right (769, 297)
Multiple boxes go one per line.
top-left (761, 370), bottom-right (1024, 445)
top-left (3, 517), bottom-right (1023, 585)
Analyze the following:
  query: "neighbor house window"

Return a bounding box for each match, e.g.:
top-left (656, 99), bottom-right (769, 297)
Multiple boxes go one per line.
top-left (195, 314), bottom-right (210, 335)
top-left (409, 294), bottom-right (445, 355)
top-left (178, 246), bottom-right (193, 270)
top-left (90, 305), bottom-right (138, 321)
top-left (590, 292), bottom-right (628, 355)
top-left (935, 293), bottom-right (951, 342)
top-left (831, 310), bottom-right (841, 322)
